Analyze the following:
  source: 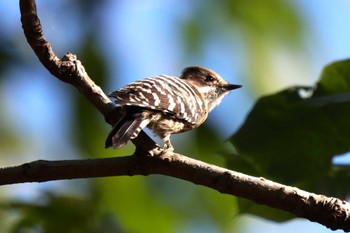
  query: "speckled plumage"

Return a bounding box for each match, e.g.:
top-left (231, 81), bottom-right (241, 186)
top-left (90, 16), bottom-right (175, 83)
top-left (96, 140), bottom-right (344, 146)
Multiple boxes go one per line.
top-left (105, 66), bottom-right (241, 151)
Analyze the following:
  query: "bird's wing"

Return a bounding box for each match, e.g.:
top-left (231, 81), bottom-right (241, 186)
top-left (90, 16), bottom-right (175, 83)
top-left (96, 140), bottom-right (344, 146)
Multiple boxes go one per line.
top-left (108, 76), bottom-right (206, 125)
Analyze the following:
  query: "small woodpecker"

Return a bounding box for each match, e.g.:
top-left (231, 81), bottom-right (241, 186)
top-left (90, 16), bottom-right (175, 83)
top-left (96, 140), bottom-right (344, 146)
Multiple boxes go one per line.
top-left (105, 66), bottom-right (241, 152)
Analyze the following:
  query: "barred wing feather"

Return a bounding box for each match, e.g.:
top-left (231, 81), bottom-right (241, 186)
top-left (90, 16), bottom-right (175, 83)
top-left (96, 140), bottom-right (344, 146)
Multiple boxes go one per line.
top-left (108, 75), bottom-right (206, 125)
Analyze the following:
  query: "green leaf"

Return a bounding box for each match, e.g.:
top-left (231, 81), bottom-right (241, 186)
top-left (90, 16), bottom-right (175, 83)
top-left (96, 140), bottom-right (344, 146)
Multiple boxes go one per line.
top-left (317, 59), bottom-right (350, 94)
top-left (229, 59), bottom-right (350, 221)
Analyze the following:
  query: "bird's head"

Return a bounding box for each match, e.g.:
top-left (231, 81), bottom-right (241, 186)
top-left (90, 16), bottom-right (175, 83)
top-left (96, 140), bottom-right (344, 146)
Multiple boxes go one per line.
top-left (180, 66), bottom-right (241, 111)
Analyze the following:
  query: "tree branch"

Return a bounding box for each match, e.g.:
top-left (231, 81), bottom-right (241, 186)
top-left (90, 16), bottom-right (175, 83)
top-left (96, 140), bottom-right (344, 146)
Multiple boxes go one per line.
top-left (19, 0), bottom-right (158, 154)
top-left (14, 0), bottom-right (350, 231)
top-left (1, 153), bottom-right (350, 231)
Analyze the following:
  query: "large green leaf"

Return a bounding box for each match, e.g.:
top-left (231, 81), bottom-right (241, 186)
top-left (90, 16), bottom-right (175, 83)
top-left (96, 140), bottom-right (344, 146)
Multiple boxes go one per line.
top-left (229, 59), bottom-right (350, 221)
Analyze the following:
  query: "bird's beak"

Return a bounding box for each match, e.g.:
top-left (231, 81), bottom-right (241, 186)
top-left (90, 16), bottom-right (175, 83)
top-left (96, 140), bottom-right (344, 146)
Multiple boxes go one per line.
top-left (225, 84), bottom-right (242, 91)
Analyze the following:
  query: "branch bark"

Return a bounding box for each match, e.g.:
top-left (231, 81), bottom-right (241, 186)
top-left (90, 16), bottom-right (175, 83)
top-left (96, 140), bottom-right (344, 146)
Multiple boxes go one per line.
top-left (13, 0), bottom-right (350, 231)
top-left (19, 0), bottom-right (158, 154)
top-left (1, 153), bottom-right (350, 231)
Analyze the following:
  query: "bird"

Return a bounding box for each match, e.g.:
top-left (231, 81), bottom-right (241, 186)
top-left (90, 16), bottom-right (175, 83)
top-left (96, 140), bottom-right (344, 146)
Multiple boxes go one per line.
top-left (105, 66), bottom-right (241, 152)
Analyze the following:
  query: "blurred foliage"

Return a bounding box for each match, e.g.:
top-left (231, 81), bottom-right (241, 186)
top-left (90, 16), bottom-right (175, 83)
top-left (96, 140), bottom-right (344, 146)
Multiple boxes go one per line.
top-left (1, 192), bottom-right (123, 233)
top-left (0, 0), bottom-right (345, 232)
top-left (182, 0), bottom-right (303, 53)
top-left (180, 0), bottom-right (305, 94)
top-left (73, 34), bottom-right (110, 156)
top-left (0, 39), bottom-right (13, 79)
top-left (230, 59), bottom-right (350, 221)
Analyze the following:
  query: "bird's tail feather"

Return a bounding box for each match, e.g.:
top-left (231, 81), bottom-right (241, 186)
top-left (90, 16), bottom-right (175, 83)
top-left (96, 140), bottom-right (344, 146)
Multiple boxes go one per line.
top-left (105, 113), bottom-right (149, 149)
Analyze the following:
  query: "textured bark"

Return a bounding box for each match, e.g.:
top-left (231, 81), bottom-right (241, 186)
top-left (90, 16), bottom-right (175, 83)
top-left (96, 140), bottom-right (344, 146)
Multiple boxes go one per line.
top-left (1, 153), bottom-right (350, 231)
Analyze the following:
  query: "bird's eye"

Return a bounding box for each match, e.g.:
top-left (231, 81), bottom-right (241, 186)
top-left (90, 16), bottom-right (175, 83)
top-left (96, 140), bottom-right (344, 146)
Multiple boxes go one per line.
top-left (205, 74), bottom-right (215, 82)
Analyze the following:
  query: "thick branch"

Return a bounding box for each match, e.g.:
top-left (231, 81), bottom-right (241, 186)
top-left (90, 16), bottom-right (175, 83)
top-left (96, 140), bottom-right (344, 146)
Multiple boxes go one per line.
top-left (16, 0), bottom-right (350, 232)
top-left (1, 154), bottom-right (350, 231)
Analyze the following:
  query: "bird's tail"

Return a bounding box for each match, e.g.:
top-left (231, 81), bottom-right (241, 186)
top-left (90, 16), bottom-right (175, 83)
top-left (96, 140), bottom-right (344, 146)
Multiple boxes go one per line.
top-left (105, 111), bottom-right (150, 149)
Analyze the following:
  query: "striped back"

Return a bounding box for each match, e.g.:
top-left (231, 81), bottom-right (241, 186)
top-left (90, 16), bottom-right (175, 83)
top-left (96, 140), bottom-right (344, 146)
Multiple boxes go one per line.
top-left (108, 75), bottom-right (207, 125)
